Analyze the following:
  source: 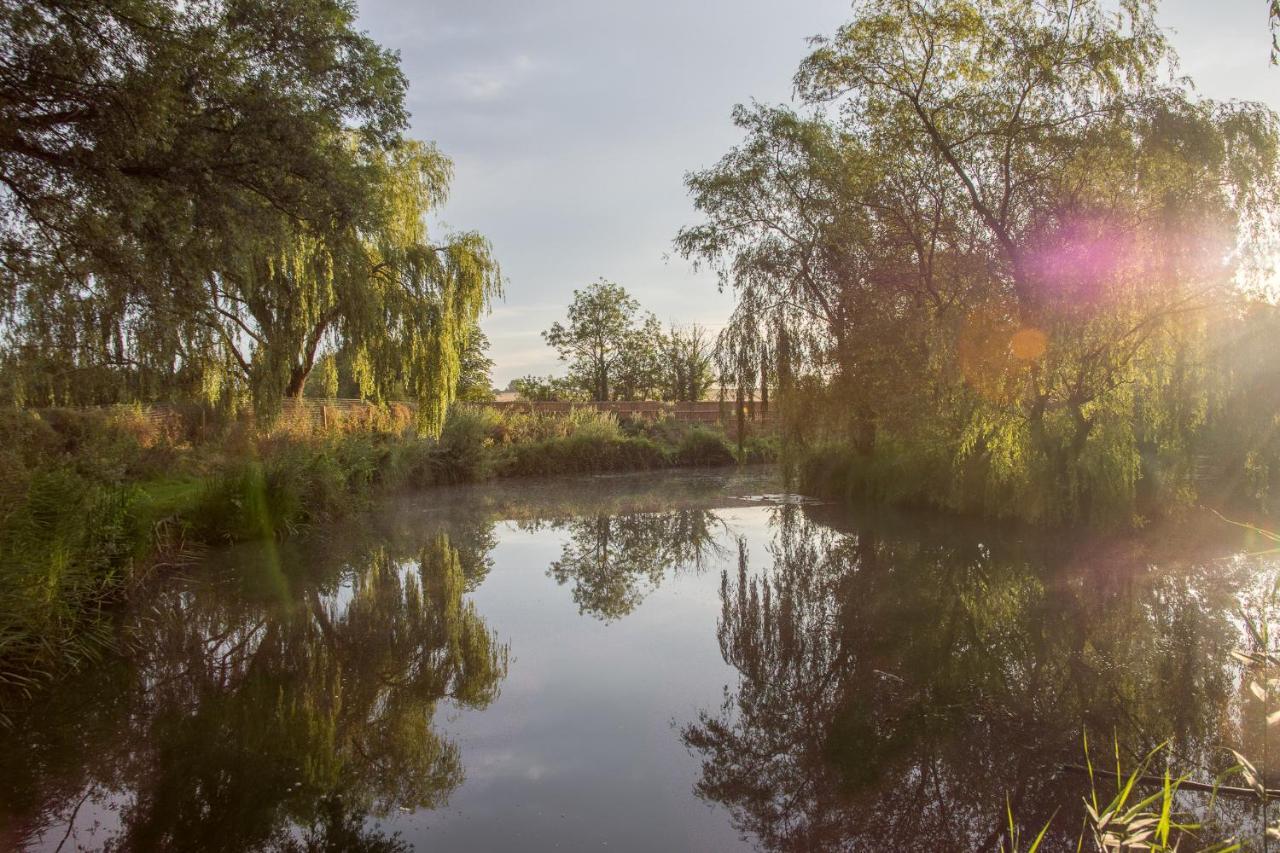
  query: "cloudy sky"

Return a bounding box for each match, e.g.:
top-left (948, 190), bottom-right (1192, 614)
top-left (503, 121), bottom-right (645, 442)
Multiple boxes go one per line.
top-left (354, 0), bottom-right (1279, 387)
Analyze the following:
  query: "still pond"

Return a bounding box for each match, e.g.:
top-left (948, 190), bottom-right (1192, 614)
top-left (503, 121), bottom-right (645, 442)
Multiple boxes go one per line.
top-left (2, 468), bottom-right (1278, 850)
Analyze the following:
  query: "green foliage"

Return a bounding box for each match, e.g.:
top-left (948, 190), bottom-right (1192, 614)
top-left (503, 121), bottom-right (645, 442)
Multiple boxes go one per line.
top-left (675, 426), bottom-right (737, 467)
top-left (659, 324), bottom-right (717, 402)
top-left (429, 406), bottom-right (503, 483)
top-left (505, 432), bottom-right (670, 478)
top-left (0, 0), bottom-right (499, 435)
top-left (681, 0), bottom-right (1280, 526)
top-left (1272, 0), bottom-right (1280, 63)
top-left (542, 279), bottom-right (660, 401)
top-left (455, 326), bottom-right (497, 403)
top-left (510, 374), bottom-right (587, 402)
top-left (541, 281), bottom-right (718, 402)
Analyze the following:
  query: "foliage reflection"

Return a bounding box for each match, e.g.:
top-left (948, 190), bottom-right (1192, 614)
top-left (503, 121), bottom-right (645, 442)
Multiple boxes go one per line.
top-left (683, 506), bottom-right (1268, 849)
top-left (0, 527), bottom-right (507, 852)
top-left (532, 509), bottom-right (727, 620)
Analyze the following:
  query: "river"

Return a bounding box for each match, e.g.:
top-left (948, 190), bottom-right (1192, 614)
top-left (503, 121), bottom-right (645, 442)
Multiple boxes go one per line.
top-left (1, 468), bottom-right (1276, 851)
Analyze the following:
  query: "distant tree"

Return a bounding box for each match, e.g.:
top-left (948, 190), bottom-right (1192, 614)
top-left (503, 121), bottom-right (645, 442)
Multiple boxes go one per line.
top-left (612, 314), bottom-right (666, 400)
top-left (455, 326), bottom-right (496, 403)
top-left (303, 353), bottom-right (341, 398)
top-left (511, 374), bottom-right (582, 402)
top-left (1272, 0), bottom-right (1280, 62)
top-left (543, 280), bottom-right (660, 400)
top-left (659, 324), bottom-right (717, 401)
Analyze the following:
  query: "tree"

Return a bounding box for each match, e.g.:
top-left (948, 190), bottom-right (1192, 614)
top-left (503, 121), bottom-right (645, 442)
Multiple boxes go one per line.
top-left (1, 0), bottom-right (404, 400)
top-left (1272, 0), bottom-right (1279, 62)
top-left (455, 326), bottom-right (496, 403)
top-left (680, 0), bottom-right (1280, 523)
top-left (542, 279), bottom-right (660, 401)
top-left (203, 139), bottom-right (499, 430)
top-left (0, 0), bottom-right (500, 434)
top-left (658, 324), bottom-right (716, 402)
top-left (510, 374), bottom-right (582, 402)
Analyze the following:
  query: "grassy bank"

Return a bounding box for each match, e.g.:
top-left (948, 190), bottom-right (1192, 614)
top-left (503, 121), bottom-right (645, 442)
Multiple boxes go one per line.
top-left (0, 404), bottom-right (774, 711)
top-left (793, 438), bottom-right (1280, 530)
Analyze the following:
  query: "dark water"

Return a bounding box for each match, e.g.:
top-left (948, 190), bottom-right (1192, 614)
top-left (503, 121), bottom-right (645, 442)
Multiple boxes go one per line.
top-left (2, 468), bottom-right (1278, 851)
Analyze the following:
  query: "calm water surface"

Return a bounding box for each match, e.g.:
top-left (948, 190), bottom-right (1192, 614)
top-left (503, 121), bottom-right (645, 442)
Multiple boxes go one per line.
top-left (2, 468), bottom-right (1278, 851)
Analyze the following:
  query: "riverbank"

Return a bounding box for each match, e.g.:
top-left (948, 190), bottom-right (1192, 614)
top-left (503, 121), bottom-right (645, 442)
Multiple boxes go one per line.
top-left (794, 440), bottom-right (1279, 530)
top-left (0, 404), bottom-right (775, 714)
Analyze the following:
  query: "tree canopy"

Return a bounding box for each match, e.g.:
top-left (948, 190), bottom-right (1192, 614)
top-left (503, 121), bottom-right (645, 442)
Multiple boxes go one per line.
top-left (539, 279), bottom-right (715, 402)
top-left (0, 0), bottom-right (499, 432)
top-left (679, 0), bottom-right (1280, 523)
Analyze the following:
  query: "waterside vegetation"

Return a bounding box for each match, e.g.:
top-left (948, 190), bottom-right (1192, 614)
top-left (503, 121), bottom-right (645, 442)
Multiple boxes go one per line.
top-left (680, 0), bottom-right (1280, 527)
top-left (0, 402), bottom-right (765, 716)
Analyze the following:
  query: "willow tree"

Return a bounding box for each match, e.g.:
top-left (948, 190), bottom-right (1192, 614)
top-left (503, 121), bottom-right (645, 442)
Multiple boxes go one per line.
top-left (0, 0), bottom-right (409, 407)
top-left (0, 0), bottom-right (503, 434)
top-left (682, 0), bottom-right (1280, 523)
top-left (208, 139), bottom-right (500, 433)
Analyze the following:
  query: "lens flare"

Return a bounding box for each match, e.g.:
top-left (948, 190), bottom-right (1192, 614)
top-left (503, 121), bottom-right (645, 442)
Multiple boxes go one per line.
top-left (1010, 327), bottom-right (1047, 361)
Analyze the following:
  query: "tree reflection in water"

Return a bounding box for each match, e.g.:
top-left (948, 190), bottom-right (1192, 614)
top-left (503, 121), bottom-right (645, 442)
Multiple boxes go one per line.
top-left (534, 509), bottom-right (728, 620)
top-left (0, 528), bottom-right (507, 852)
top-left (682, 505), bottom-right (1267, 850)
top-left (5, 474), bottom-right (1276, 851)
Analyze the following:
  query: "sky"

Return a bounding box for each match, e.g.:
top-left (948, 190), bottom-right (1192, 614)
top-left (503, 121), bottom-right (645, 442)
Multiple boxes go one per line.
top-left (354, 0), bottom-right (1280, 387)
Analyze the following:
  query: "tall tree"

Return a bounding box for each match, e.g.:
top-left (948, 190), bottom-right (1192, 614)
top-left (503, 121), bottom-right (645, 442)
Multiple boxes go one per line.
top-left (659, 324), bottom-right (716, 402)
top-left (543, 279), bottom-right (660, 401)
top-left (0, 0), bottom-right (500, 433)
top-left (681, 0), bottom-right (1280, 523)
top-left (206, 139), bottom-right (499, 430)
top-left (455, 325), bottom-right (496, 403)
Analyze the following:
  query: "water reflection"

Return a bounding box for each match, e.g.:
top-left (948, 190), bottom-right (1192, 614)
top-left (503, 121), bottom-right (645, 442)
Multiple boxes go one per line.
top-left (2, 470), bottom-right (1277, 851)
top-left (533, 510), bottom-right (727, 620)
top-left (682, 505), bottom-right (1270, 849)
top-left (1, 529), bottom-right (507, 851)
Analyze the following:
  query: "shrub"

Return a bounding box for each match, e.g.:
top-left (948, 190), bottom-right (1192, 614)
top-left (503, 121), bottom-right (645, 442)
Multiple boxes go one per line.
top-left (0, 401), bottom-right (748, 714)
top-left (431, 406), bottom-right (505, 483)
top-left (674, 427), bottom-right (736, 467)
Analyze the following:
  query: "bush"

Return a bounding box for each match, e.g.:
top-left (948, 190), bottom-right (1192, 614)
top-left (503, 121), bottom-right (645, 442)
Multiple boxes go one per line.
top-left (431, 406), bottom-right (504, 483)
top-left (0, 468), bottom-right (150, 712)
top-left (674, 427), bottom-right (736, 467)
top-left (738, 433), bottom-right (780, 464)
top-left (505, 433), bottom-right (670, 477)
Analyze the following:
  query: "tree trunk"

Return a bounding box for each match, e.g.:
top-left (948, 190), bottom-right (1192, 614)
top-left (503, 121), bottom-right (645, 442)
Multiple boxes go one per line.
top-left (759, 348), bottom-right (769, 421)
top-left (735, 385), bottom-right (746, 455)
top-left (284, 364), bottom-right (310, 398)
